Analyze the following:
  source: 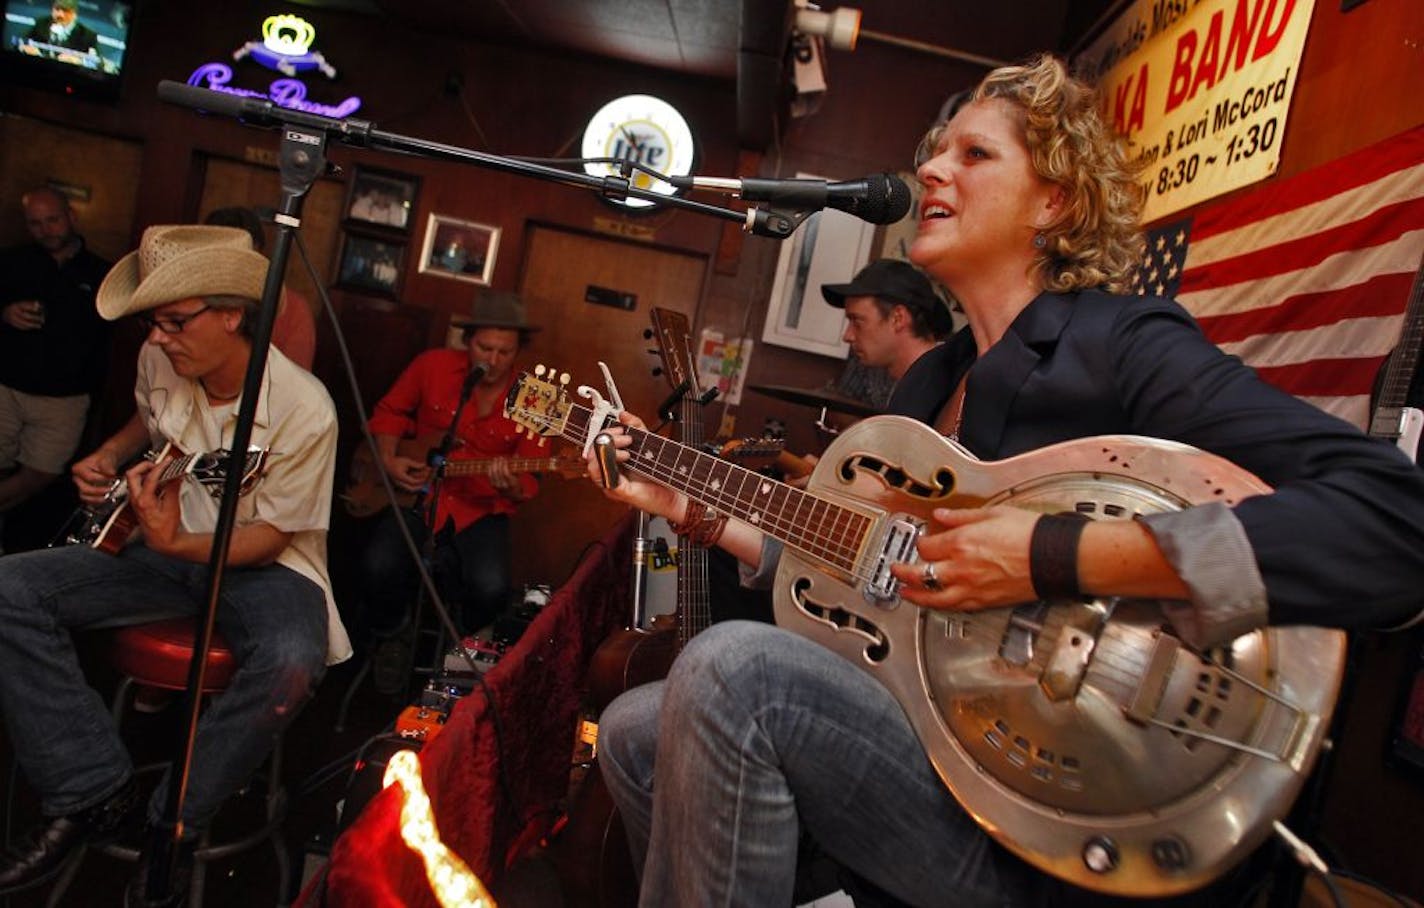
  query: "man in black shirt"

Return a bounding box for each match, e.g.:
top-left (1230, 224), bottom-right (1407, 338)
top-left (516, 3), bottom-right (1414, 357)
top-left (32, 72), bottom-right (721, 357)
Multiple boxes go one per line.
top-left (0, 187), bottom-right (110, 545)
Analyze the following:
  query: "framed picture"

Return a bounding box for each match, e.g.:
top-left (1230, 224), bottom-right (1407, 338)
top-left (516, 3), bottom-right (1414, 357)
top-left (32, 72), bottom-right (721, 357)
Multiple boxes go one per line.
top-left (344, 166), bottom-right (419, 233)
top-left (760, 173), bottom-right (876, 357)
top-left (417, 213), bottom-right (500, 286)
top-left (335, 232), bottom-right (405, 299)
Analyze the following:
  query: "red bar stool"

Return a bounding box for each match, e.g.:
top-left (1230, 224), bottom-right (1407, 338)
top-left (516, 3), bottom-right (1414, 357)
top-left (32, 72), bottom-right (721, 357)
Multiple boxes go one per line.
top-left (46, 617), bottom-right (292, 907)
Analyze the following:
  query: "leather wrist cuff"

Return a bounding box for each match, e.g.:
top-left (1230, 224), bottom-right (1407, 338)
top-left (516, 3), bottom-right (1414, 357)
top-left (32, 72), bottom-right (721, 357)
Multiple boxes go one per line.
top-left (1030, 513), bottom-right (1090, 600)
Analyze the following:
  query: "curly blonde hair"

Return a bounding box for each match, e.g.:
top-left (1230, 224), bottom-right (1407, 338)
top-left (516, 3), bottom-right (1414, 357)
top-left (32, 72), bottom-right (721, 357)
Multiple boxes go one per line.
top-left (970, 54), bottom-right (1145, 293)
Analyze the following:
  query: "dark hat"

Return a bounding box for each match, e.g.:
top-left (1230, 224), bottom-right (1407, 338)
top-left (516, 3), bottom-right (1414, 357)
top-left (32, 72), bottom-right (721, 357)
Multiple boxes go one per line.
top-left (821, 259), bottom-right (950, 331)
top-left (451, 290), bottom-right (540, 332)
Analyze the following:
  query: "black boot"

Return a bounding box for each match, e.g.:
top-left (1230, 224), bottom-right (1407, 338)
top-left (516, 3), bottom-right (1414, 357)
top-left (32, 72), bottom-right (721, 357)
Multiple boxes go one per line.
top-left (0, 776), bottom-right (139, 895)
top-left (124, 831), bottom-right (195, 908)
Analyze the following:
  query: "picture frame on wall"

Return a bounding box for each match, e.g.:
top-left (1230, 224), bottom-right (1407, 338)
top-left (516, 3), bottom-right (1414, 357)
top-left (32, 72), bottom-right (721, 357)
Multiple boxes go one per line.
top-left (344, 166), bottom-right (419, 233)
top-left (335, 232), bottom-right (405, 299)
top-left (417, 213), bottom-right (501, 286)
top-left (761, 173), bottom-right (876, 357)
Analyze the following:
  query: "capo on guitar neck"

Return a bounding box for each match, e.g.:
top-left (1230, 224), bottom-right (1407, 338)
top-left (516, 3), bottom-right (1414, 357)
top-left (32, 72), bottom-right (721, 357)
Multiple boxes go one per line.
top-left (575, 361), bottom-right (625, 456)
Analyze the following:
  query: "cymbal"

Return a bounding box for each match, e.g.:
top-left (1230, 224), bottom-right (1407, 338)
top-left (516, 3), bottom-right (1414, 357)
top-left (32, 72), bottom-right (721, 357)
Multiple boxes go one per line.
top-left (747, 383), bottom-right (881, 418)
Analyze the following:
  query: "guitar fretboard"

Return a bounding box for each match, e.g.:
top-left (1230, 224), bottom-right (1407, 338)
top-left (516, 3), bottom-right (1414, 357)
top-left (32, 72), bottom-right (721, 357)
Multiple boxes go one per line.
top-left (1371, 247), bottom-right (1424, 436)
top-left (440, 456), bottom-right (580, 478)
top-left (553, 401), bottom-right (873, 574)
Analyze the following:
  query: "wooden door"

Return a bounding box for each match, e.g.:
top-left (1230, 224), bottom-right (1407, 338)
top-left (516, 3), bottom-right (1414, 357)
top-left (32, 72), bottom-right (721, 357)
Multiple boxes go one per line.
top-left (511, 225), bottom-right (708, 590)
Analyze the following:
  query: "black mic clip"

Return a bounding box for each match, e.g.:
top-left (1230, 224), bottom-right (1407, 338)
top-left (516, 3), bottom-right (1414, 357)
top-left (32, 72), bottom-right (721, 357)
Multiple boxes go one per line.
top-left (461, 362), bottom-right (489, 400)
top-left (747, 208), bottom-right (810, 239)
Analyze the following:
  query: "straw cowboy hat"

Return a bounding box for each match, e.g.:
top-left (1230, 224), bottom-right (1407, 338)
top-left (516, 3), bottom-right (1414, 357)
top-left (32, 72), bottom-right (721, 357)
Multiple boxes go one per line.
top-left (451, 290), bottom-right (540, 332)
top-left (96, 225), bottom-right (270, 321)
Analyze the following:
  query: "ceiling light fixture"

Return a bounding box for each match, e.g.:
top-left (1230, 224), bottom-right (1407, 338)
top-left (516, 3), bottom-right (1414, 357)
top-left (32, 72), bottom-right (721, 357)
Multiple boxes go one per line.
top-left (794, 3), bottom-right (861, 52)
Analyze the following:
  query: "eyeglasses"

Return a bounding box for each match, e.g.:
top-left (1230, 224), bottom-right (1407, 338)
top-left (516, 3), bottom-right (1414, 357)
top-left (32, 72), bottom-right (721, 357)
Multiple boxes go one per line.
top-left (138, 305), bottom-right (213, 335)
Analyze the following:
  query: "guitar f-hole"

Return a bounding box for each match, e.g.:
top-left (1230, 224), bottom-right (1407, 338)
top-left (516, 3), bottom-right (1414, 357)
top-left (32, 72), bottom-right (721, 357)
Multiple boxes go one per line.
top-left (839, 454), bottom-right (955, 501)
top-left (790, 575), bottom-right (889, 663)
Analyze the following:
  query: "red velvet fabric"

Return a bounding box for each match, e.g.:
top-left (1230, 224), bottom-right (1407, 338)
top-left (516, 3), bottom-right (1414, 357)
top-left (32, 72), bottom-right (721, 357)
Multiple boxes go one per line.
top-left (311, 513), bottom-right (635, 906)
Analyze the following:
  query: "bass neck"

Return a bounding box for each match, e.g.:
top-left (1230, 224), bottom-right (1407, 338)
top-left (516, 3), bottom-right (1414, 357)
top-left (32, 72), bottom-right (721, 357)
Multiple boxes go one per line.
top-left (1369, 247), bottom-right (1424, 459)
top-left (673, 392), bottom-right (713, 649)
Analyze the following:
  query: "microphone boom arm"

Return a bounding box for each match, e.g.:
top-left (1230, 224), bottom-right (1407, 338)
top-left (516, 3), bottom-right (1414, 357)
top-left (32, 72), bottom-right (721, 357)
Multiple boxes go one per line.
top-left (156, 81), bottom-right (803, 239)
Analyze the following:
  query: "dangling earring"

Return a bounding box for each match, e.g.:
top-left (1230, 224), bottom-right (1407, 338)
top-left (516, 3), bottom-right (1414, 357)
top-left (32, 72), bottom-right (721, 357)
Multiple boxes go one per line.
top-left (1033, 232), bottom-right (1047, 249)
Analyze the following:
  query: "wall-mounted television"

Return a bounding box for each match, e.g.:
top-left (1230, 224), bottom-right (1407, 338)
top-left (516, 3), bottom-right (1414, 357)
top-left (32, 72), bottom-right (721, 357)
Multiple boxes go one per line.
top-left (2, 0), bottom-right (134, 99)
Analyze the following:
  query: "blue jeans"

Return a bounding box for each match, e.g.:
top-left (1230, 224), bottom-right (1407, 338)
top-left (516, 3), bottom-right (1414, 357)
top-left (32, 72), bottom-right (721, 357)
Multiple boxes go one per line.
top-left (0, 543), bottom-right (327, 829)
top-left (597, 621), bottom-right (1037, 908)
top-left (359, 508), bottom-right (511, 639)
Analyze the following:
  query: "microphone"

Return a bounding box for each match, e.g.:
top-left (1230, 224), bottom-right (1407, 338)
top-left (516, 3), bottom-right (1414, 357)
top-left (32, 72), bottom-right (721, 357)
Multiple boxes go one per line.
top-left (670, 172), bottom-right (911, 225)
top-left (461, 362), bottom-right (489, 400)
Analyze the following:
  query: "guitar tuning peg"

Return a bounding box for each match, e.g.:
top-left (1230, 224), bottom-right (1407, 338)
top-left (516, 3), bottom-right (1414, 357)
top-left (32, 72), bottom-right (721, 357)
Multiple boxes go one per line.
top-left (535, 364), bottom-right (547, 376)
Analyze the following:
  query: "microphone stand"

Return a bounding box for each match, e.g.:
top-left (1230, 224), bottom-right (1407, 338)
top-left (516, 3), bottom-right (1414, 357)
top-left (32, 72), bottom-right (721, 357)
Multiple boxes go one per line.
top-left (155, 81), bottom-right (811, 239)
top-left (138, 123), bottom-right (329, 906)
top-left (405, 367), bottom-right (484, 662)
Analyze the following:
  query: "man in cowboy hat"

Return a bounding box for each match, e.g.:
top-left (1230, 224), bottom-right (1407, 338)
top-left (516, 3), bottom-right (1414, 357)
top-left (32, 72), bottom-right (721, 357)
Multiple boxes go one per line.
top-left (355, 288), bottom-right (549, 691)
top-left (0, 224), bottom-right (344, 903)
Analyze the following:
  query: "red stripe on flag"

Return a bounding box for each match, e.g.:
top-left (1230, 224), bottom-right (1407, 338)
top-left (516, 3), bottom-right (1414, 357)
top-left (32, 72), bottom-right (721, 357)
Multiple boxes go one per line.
top-left (1195, 272), bottom-right (1415, 343)
top-left (1253, 356), bottom-right (1389, 398)
top-left (1181, 199), bottom-right (1424, 293)
top-left (1188, 125), bottom-right (1424, 243)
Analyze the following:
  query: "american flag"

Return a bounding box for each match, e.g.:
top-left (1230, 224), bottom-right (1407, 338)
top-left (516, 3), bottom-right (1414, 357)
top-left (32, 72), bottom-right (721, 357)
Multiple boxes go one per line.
top-left (1131, 125), bottom-right (1424, 428)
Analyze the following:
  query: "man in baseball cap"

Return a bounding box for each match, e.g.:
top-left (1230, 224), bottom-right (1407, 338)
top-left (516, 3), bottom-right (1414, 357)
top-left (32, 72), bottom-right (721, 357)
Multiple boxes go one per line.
top-left (822, 258), bottom-right (956, 416)
top-left (0, 224), bottom-right (344, 904)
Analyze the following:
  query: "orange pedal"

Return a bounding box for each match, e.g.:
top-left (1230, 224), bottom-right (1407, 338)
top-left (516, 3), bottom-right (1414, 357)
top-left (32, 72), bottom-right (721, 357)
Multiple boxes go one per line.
top-left (395, 704), bottom-right (448, 743)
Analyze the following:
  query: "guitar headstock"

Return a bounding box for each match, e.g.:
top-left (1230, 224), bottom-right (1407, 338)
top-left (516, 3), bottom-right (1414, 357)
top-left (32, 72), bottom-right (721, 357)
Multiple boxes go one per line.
top-left (650, 307), bottom-right (699, 396)
top-left (717, 436), bottom-right (785, 470)
top-left (506, 366), bottom-right (573, 440)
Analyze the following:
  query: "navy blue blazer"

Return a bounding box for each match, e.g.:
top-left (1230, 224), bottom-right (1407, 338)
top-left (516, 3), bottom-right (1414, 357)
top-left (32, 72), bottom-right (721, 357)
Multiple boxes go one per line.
top-left (888, 289), bottom-right (1424, 630)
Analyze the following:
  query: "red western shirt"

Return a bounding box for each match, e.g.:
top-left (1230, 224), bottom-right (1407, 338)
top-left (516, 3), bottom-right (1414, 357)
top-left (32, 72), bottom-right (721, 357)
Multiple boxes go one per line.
top-left (367, 348), bottom-right (545, 533)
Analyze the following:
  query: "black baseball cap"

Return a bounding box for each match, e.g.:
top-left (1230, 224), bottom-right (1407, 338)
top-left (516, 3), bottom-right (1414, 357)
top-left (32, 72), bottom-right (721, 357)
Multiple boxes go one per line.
top-left (821, 259), bottom-right (952, 333)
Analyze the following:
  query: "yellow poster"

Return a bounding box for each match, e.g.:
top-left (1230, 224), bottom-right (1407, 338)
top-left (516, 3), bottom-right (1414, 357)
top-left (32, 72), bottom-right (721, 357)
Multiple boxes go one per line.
top-left (1079, 0), bottom-right (1317, 223)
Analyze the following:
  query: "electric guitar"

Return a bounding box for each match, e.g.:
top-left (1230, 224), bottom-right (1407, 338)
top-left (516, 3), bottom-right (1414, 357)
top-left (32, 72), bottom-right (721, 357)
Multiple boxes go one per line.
top-left (341, 434), bottom-right (584, 518)
top-left (62, 443), bottom-right (270, 555)
top-left (509, 367), bottom-right (1345, 898)
top-left (1368, 248), bottom-right (1424, 460)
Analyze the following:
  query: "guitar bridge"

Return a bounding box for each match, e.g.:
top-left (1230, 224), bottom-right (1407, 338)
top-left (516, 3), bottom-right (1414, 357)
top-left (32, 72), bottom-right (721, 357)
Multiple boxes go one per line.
top-left (864, 516), bottom-right (922, 604)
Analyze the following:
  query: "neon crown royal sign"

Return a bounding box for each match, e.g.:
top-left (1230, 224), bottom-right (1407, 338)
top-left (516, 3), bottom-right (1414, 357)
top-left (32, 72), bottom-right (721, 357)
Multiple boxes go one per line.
top-left (187, 13), bottom-right (361, 118)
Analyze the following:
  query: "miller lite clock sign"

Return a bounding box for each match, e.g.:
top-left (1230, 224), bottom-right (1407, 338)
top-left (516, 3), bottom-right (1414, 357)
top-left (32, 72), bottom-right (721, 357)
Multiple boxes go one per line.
top-left (581, 94), bottom-right (696, 210)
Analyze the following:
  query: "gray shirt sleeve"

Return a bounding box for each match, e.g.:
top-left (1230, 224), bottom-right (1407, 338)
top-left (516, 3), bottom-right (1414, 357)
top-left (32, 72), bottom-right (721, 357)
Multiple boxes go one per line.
top-left (739, 536), bottom-right (784, 589)
top-left (1139, 502), bottom-right (1267, 649)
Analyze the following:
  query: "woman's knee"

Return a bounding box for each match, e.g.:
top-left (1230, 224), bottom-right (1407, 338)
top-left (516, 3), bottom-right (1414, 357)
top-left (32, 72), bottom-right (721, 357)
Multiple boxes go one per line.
top-left (667, 620), bottom-right (784, 694)
top-left (599, 682), bottom-right (663, 780)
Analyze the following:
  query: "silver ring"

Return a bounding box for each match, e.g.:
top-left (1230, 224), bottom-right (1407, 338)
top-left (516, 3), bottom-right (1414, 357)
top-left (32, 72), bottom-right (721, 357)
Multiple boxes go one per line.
top-left (921, 562), bottom-right (941, 591)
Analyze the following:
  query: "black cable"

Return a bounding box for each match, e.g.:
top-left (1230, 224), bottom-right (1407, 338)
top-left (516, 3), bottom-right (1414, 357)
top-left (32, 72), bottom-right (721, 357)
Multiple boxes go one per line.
top-left (1328, 867), bottom-right (1417, 907)
top-left (1315, 868), bottom-right (1349, 908)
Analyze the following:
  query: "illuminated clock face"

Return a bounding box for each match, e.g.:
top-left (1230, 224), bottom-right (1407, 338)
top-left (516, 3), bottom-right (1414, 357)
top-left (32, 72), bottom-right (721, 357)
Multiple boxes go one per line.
top-left (582, 94), bottom-right (696, 210)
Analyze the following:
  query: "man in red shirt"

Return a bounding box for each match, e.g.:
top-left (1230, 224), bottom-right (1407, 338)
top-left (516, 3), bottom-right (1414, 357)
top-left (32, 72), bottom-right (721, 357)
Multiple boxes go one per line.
top-left (356, 292), bottom-right (546, 681)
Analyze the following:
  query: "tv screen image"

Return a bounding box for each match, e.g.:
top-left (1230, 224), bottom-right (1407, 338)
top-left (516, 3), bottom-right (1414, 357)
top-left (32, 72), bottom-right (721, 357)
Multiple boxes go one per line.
top-left (2, 0), bottom-right (132, 86)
